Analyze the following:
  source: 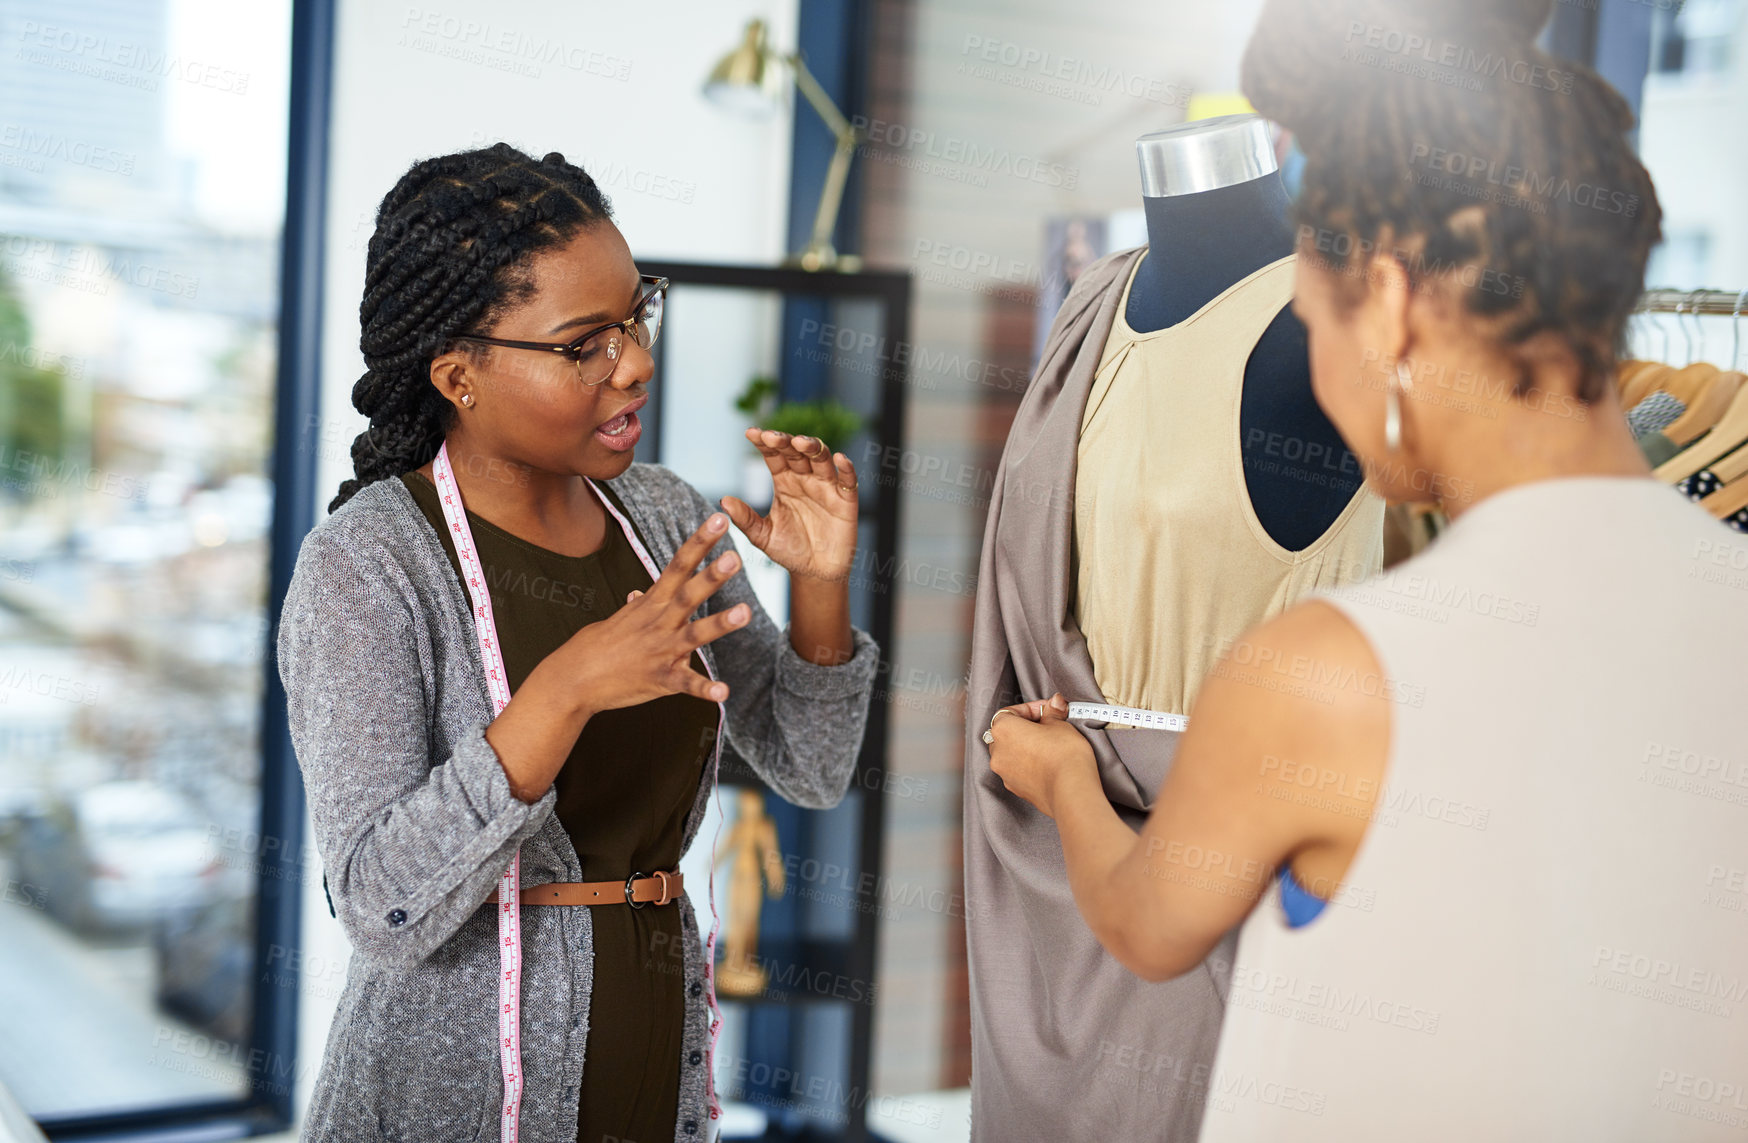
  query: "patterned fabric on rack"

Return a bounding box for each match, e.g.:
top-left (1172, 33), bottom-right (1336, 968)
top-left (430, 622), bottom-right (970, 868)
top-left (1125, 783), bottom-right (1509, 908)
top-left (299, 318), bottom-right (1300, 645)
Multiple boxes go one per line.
top-left (1626, 390), bottom-right (1686, 437)
top-left (1679, 470), bottom-right (1723, 501)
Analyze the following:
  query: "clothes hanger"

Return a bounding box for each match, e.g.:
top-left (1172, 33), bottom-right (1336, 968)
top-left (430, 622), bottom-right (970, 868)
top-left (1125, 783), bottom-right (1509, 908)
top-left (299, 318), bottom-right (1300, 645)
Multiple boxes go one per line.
top-left (1633, 293), bottom-right (1715, 408)
top-left (1699, 428), bottom-right (1748, 485)
top-left (1654, 294), bottom-right (1748, 484)
top-left (1663, 370), bottom-right (1745, 447)
top-left (1618, 359), bottom-right (1664, 396)
top-left (1622, 363), bottom-right (1674, 409)
top-left (1661, 361), bottom-right (1721, 405)
top-left (1699, 468), bottom-right (1748, 521)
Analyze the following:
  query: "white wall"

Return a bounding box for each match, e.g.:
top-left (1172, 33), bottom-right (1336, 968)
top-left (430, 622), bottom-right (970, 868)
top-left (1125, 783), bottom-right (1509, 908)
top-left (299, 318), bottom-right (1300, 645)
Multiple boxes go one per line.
top-left (290, 0), bottom-right (799, 1127)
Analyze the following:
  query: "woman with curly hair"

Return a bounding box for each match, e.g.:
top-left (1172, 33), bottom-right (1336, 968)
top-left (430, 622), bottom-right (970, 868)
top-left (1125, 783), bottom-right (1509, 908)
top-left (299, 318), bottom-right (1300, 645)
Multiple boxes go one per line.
top-left (277, 143), bottom-right (879, 1142)
top-left (986, 1), bottom-right (1747, 1137)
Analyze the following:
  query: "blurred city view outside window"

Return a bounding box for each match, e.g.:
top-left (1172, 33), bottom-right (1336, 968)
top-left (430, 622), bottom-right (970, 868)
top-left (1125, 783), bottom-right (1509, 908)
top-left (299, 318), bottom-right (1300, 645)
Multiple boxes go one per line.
top-left (1639, 0), bottom-right (1745, 314)
top-left (0, 0), bottom-right (292, 1120)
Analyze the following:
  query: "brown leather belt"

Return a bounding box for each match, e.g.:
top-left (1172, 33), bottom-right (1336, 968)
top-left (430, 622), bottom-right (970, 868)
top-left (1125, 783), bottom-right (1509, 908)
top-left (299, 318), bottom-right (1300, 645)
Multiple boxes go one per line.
top-left (485, 870), bottom-right (682, 908)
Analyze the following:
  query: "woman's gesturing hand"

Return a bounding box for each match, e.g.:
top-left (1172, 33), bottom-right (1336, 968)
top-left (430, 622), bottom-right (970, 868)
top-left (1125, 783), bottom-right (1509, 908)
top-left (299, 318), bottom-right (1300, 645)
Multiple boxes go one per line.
top-left (719, 428), bottom-right (859, 583)
top-left (548, 511), bottom-right (751, 715)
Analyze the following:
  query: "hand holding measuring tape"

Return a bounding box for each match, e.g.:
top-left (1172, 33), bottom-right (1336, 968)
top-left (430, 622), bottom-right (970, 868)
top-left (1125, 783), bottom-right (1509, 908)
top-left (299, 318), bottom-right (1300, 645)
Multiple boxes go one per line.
top-left (985, 695), bottom-right (1190, 818)
top-left (984, 693), bottom-right (1096, 819)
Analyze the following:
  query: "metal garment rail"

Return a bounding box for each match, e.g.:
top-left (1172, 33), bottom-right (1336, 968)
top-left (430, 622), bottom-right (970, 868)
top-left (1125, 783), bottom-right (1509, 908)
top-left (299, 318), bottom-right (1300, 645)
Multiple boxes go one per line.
top-left (1636, 288), bottom-right (1748, 316)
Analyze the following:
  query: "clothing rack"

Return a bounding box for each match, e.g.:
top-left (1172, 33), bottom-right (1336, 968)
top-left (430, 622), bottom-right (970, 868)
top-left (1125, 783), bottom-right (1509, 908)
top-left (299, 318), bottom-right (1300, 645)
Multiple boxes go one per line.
top-left (1636, 288), bottom-right (1748, 316)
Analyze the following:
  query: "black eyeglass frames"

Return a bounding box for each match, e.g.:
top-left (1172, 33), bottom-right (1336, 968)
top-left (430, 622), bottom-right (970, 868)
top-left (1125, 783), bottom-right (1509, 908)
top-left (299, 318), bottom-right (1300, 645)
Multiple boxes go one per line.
top-left (449, 274), bottom-right (669, 387)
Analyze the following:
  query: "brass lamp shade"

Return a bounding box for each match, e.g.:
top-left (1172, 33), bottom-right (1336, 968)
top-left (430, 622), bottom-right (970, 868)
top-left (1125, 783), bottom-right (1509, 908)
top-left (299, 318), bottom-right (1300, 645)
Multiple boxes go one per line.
top-left (703, 19), bottom-right (781, 113)
top-left (703, 18), bottom-right (862, 271)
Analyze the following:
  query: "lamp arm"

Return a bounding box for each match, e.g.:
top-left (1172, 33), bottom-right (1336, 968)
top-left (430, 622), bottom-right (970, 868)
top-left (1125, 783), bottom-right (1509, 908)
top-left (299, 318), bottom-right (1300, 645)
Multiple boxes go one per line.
top-left (778, 51), bottom-right (860, 264)
top-left (782, 51), bottom-right (857, 143)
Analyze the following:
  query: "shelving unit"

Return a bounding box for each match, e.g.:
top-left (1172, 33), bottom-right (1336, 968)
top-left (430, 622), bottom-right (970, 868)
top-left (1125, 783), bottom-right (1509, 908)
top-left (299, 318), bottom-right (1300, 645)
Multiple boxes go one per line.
top-left (637, 261), bottom-right (911, 1143)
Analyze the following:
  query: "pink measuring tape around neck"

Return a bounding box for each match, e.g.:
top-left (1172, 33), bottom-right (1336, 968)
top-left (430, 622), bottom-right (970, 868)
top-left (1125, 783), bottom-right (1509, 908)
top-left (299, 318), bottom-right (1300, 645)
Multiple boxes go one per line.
top-left (431, 442), bottom-right (727, 1141)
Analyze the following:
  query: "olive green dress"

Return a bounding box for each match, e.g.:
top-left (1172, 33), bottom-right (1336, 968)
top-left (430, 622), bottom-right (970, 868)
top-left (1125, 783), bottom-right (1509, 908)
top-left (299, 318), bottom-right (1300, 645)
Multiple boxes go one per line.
top-left (401, 469), bottom-right (718, 1143)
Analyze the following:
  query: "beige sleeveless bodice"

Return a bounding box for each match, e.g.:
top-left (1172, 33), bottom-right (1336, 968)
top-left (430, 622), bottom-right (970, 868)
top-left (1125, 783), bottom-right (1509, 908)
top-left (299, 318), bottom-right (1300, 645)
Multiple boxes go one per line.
top-left (1074, 252), bottom-right (1386, 715)
top-left (1202, 478), bottom-right (1748, 1140)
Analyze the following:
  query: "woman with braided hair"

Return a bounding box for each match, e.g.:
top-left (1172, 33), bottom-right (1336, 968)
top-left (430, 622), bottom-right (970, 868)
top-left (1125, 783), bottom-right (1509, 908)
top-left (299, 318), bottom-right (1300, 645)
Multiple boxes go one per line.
top-left (986, 1), bottom-right (1748, 1137)
top-left (277, 143), bottom-right (879, 1142)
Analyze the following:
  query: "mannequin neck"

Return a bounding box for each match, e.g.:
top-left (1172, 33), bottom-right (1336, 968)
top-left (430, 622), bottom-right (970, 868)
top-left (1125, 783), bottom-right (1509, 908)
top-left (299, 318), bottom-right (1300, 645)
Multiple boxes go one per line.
top-left (1128, 173), bottom-right (1297, 332)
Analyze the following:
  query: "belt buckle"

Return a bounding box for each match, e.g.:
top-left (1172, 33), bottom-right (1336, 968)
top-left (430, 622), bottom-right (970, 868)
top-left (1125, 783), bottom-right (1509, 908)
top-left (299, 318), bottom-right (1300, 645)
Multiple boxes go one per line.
top-left (626, 869), bottom-right (677, 907)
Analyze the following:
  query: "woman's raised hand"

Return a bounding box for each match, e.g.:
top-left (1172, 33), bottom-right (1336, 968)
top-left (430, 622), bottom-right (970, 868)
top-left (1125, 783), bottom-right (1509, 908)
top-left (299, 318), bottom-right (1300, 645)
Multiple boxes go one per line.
top-left (719, 429), bottom-right (860, 583)
top-left (548, 512), bottom-right (750, 714)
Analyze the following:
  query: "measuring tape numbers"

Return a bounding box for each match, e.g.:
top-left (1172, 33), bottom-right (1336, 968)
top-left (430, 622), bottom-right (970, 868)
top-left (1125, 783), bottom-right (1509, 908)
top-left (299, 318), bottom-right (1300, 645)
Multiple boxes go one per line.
top-left (1066, 702), bottom-right (1189, 733)
top-left (434, 443), bottom-right (728, 1141)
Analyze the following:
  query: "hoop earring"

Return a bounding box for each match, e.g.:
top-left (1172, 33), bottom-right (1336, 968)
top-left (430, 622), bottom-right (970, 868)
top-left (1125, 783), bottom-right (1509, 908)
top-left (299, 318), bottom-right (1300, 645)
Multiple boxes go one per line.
top-left (1385, 358), bottom-right (1413, 453)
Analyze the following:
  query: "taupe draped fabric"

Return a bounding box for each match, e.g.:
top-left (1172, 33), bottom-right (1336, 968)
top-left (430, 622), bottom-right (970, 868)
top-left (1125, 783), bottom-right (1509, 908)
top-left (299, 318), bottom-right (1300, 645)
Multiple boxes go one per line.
top-left (962, 247), bottom-right (1232, 1143)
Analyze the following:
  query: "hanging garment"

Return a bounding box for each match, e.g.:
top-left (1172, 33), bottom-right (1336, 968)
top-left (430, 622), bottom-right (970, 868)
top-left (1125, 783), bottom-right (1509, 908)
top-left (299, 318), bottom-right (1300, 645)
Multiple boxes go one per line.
top-left (1075, 252), bottom-right (1384, 716)
top-left (1680, 469), bottom-right (1724, 500)
top-left (963, 247), bottom-right (1383, 1143)
top-left (1200, 477), bottom-right (1748, 1141)
top-left (1624, 389), bottom-right (1686, 437)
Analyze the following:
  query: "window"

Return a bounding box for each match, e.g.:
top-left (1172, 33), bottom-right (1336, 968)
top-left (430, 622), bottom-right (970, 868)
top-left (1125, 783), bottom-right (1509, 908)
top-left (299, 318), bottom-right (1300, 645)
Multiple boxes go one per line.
top-left (0, 0), bottom-right (295, 1127)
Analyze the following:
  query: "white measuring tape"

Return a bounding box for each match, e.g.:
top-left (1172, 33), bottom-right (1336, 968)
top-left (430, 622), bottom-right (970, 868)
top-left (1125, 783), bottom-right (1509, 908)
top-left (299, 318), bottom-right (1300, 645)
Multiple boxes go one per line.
top-left (1066, 702), bottom-right (1189, 733)
top-left (433, 443), bottom-right (727, 1141)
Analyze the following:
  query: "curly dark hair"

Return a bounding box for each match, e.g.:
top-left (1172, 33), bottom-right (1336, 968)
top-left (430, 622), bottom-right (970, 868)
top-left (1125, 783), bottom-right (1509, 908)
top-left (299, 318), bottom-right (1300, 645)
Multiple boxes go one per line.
top-left (1241, 0), bottom-right (1662, 402)
top-left (328, 142), bottom-right (615, 513)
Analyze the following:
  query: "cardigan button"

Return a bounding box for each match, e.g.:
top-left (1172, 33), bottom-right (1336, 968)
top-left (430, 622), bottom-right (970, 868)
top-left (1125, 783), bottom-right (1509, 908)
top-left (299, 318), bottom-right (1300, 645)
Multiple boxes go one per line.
top-left (689, 1051), bottom-right (702, 1065)
top-left (683, 1121), bottom-right (698, 1135)
top-left (386, 908), bottom-right (406, 926)
top-left (689, 982), bottom-right (702, 998)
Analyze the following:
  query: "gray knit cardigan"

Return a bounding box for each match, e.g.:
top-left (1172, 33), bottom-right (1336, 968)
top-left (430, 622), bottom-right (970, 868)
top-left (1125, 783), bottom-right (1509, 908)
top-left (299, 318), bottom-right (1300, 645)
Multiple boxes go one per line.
top-left (275, 462), bottom-right (879, 1143)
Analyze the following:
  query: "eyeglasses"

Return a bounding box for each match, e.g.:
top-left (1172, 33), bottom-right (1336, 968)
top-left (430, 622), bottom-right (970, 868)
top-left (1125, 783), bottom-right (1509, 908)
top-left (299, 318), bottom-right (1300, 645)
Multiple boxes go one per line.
top-left (451, 274), bottom-right (668, 387)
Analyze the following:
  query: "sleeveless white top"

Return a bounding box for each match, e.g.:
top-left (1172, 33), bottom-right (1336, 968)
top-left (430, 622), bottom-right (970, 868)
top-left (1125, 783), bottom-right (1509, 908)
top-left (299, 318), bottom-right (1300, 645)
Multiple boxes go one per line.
top-left (1201, 476), bottom-right (1748, 1141)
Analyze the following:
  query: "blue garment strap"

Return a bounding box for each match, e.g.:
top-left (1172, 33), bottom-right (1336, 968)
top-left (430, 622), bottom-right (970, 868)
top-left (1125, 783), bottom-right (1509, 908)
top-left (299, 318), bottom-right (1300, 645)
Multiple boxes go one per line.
top-left (1276, 864), bottom-right (1327, 928)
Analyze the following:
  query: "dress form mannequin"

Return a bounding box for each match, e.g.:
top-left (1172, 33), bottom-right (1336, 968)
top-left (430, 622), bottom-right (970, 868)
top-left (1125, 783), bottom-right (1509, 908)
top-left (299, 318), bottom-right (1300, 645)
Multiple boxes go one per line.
top-left (1126, 114), bottom-right (1360, 550)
